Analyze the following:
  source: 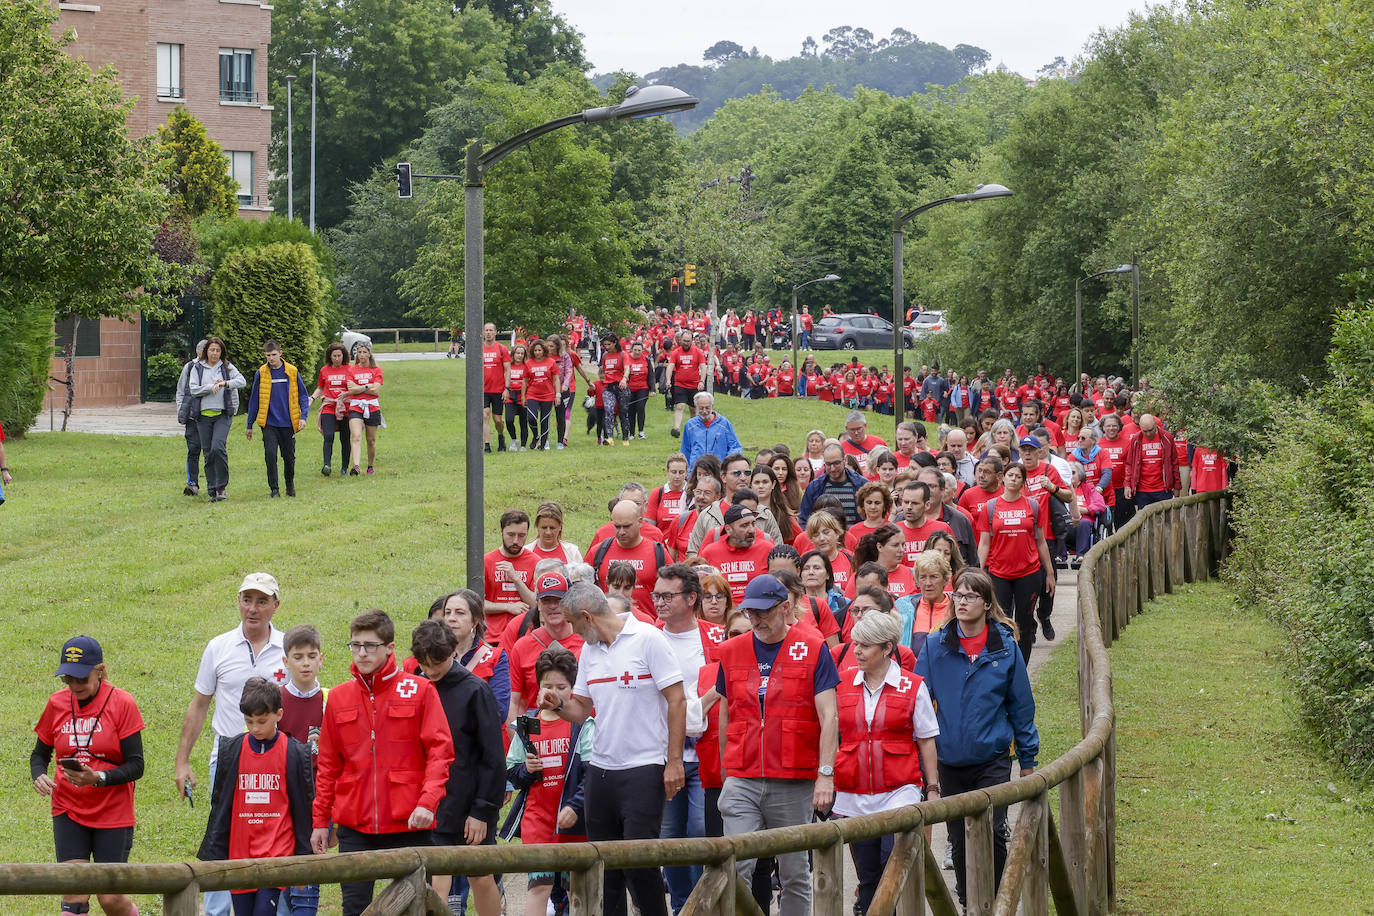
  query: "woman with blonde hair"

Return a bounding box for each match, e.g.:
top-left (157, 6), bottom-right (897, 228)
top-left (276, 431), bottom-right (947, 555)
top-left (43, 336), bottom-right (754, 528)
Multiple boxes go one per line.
top-left (896, 550), bottom-right (952, 653)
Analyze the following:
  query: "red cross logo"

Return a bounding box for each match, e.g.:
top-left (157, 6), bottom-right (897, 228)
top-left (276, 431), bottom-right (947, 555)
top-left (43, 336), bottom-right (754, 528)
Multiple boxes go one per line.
top-left (898, 675), bottom-right (912, 692)
top-left (272, 668), bottom-right (287, 685)
top-left (707, 625), bottom-right (725, 643)
top-left (619, 671), bottom-right (635, 686)
top-left (788, 642), bottom-right (809, 662)
top-left (396, 677), bottom-right (418, 699)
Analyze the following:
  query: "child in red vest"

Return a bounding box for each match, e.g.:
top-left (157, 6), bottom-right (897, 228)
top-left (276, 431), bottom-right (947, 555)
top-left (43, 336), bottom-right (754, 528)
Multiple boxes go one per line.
top-left (198, 677), bottom-right (314, 916)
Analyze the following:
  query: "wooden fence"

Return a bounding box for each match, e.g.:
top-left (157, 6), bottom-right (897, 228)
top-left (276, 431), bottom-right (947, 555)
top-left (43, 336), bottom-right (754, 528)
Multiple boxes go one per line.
top-left (0, 492), bottom-right (1231, 916)
top-left (356, 328), bottom-right (454, 352)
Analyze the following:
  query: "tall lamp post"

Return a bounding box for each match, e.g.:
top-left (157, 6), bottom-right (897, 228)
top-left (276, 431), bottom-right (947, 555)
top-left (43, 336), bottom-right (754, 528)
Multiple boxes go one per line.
top-left (461, 85), bottom-right (697, 592)
top-left (284, 74), bottom-right (295, 221)
top-left (304, 51), bottom-right (317, 232)
top-left (1075, 264), bottom-right (1133, 385)
top-left (791, 273), bottom-right (840, 392)
top-left (892, 184), bottom-right (1012, 440)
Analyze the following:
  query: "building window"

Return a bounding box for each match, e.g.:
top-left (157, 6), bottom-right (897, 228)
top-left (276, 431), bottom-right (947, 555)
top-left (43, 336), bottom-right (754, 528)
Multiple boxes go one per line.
top-left (55, 316), bottom-right (101, 358)
top-left (218, 48), bottom-right (254, 102)
top-left (157, 43), bottom-right (183, 98)
top-left (224, 151), bottom-right (253, 204)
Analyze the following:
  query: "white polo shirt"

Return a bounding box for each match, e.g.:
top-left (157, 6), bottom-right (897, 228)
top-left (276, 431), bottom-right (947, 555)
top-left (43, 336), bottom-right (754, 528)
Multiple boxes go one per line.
top-left (574, 614), bottom-right (684, 770)
top-left (194, 622), bottom-right (288, 745)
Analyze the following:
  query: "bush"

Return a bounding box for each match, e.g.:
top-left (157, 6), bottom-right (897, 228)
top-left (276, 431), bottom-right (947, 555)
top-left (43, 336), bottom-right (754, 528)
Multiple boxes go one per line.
top-left (1229, 301), bottom-right (1374, 779)
top-left (145, 352), bottom-right (183, 402)
top-left (0, 301), bottom-right (55, 436)
top-left (209, 242), bottom-right (324, 381)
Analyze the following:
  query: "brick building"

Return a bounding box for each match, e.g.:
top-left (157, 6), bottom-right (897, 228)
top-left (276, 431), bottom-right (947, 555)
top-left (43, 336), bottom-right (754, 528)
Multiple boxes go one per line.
top-left (50, 0), bottom-right (274, 405)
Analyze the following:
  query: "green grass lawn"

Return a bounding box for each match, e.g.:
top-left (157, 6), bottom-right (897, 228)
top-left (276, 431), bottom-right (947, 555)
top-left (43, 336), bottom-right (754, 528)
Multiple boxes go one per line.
top-left (1031, 582), bottom-right (1374, 915)
top-left (1, 359), bottom-right (875, 913)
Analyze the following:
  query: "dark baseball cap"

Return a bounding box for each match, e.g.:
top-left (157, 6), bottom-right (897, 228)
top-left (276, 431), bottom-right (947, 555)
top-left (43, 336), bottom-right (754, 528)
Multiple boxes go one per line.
top-left (737, 574), bottom-right (788, 611)
top-left (1018, 436), bottom-right (1043, 451)
top-left (56, 635), bottom-right (103, 678)
top-left (536, 571), bottom-right (569, 599)
top-left (723, 504), bottom-right (756, 526)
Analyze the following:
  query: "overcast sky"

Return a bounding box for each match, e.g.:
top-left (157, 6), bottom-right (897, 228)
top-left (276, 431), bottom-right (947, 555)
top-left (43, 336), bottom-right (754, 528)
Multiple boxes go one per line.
top-left (552, 0), bottom-right (1151, 80)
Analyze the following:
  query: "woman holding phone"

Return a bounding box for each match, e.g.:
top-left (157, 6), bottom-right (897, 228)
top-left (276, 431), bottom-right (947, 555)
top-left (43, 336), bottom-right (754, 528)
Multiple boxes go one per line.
top-left (31, 636), bottom-right (145, 916)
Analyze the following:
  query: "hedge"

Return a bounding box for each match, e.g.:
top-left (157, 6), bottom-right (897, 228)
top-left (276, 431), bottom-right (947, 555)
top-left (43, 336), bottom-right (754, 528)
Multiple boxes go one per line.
top-left (0, 301), bottom-right (55, 436)
top-left (209, 242), bottom-right (324, 381)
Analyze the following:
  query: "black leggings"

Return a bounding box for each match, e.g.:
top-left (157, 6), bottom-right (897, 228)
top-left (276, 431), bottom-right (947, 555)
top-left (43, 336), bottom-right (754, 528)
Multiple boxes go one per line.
top-left (505, 399), bottom-right (529, 447)
top-left (527, 399), bottom-right (554, 449)
top-left (320, 412), bottom-right (348, 468)
top-left (991, 569), bottom-right (1042, 662)
top-left (627, 388), bottom-right (649, 436)
top-left (555, 392), bottom-right (574, 445)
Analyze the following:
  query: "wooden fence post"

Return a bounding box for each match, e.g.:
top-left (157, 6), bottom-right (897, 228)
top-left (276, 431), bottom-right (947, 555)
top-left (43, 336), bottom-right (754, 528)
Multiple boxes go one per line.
top-left (965, 804), bottom-right (996, 916)
top-left (366, 864), bottom-right (428, 915)
top-left (812, 837), bottom-right (846, 916)
top-left (1104, 731), bottom-right (1118, 910)
top-left (163, 882), bottom-right (199, 916)
top-left (1135, 535), bottom-right (1149, 616)
top-left (1114, 544), bottom-right (1129, 635)
top-left (570, 859), bottom-right (604, 916)
top-left (1023, 789), bottom-right (1051, 916)
top-left (1060, 767), bottom-right (1088, 908)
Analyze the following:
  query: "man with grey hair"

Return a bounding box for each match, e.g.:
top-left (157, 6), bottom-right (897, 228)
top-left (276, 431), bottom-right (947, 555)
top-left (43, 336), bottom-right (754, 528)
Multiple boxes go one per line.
top-left (839, 410), bottom-right (888, 475)
top-left (681, 391), bottom-right (742, 470)
top-left (946, 427), bottom-right (976, 486)
top-left (538, 582), bottom-right (686, 916)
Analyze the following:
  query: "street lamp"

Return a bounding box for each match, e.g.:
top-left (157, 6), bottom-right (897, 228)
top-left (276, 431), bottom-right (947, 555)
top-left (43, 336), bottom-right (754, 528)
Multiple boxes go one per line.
top-left (1075, 264), bottom-right (1133, 385)
top-left (461, 85), bottom-right (697, 592)
top-left (791, 273), bottom-right (840, 392)
top-left (284, 74), bottom-right (295, 221)
top-left (303, 51), bottom-right (317, 232)
top-left (891, 183), bottom-right (1012, 439)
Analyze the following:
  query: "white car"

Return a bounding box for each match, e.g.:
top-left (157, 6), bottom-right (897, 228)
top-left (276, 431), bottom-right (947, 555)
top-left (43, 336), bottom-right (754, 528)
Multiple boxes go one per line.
top-left (340, 327), bottom-right (373, 360)
top-left (908, 310), bottom-right (949, 336)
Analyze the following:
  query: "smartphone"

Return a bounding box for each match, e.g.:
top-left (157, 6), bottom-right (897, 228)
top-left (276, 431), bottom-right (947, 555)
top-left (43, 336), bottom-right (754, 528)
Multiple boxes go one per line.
top-left (58, 757), bottom-right (83, 771)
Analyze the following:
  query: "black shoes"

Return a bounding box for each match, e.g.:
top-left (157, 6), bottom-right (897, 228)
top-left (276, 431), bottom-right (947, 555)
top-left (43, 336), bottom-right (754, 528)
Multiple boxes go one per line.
top-left (1042, 618), bottom-right (1056, 641)
top-left (484, 443), bottom-right (492, 453)
top-left (286, 484), bottom-right (296, 497)
top-left (210, 489), bottom-right (226, 502)
top-left (322, 465), bottom-right (331, 476)
top-left (184, 483), bottom-right (199, 496)
top-left (270, 489), bottom-right (281, 498)
top-left (670, 428), bottom-right (680, 438)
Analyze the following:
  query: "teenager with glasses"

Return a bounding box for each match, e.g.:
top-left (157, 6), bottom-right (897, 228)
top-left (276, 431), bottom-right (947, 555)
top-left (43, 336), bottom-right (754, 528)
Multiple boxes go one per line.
top-left (914, 568), bottom-right (1039, 914)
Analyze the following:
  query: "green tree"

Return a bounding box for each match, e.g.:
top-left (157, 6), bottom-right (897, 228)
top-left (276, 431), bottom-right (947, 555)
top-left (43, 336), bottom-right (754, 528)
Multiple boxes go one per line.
top-left (0, 0), bottom-right (180, 432)
top-left (210, 242), bottom-right (325, 378)
top-left (398, 69), bottom-right (641, 334)
top-left (155, 106), bottom-right (238, 219)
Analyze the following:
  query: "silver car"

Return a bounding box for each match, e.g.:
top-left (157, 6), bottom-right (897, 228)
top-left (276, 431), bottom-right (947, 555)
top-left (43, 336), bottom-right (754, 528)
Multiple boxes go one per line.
top-left (340, 327), bottom-right (373, 360)
top-left (908, 310), bottom-right (949, 336)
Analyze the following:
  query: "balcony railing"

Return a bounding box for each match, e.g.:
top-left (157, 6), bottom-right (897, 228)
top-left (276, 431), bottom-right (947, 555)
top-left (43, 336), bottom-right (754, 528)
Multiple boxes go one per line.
top-left (157, 85), bottom-right (185, 99)
top-left (219, 88), bottom-right (260, 104)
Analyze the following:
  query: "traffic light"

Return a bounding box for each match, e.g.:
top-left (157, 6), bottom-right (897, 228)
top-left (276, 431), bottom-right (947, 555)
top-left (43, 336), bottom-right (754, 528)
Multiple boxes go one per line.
top-left (684, 264), bottom-right (696, 286)
top-left (670, 277), bottom-right (679, 291)
top-left (395, 162), bottom-right (412, 199)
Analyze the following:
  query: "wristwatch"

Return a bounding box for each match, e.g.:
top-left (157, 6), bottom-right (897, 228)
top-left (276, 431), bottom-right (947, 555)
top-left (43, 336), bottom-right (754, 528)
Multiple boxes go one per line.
top-left (818, 765), bottom-right (834, 777)
top-left (97, 771), bottom-right (108, 786)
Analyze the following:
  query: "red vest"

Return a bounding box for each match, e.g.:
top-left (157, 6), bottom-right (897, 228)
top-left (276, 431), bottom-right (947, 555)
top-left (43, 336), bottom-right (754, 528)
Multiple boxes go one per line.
top-left (228, 735), bottom-right (294, 861)
top-left (718, 630), bottom-right (825, 780)
top-left (834, 675), bottom-right (926, 794)
top-left (696, 664), bottom-right (724, 789)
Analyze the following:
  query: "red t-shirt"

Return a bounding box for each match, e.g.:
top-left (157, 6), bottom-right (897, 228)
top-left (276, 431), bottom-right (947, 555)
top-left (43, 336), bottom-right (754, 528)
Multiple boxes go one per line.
top-left (34, 682), bottom-right (144, 828)
top-left (1022, 460), bottom-right (1066, 516)
top-left (669, 346), bottom-right (707, 388)
top-left (844, 562), bottom-right (916, 600)
top-left (600, 351), bottom-right (625, 384)
top-left (592, 537), bottom-right (667, 619)
top-left (483, 548), bottom-right (538, 641)
top-left (1191, 446), bottom-right (1228, 492)
top-left (1018, 420), bottom-right (1065, 451)
top-left (505, 362), bottom-right (527, 401)
top-left (509, 629), bottom-right (585, 711)
top-left (347, 365), bottom-right (382, 407)
top-left (524, 357), bottom-right (559, 402)
top-left (958, 626), bottom-right (990, 661)
top-left (975, 494), bottom-right (1048, 579)
top-left (625, 355), bottom-right (652, 391)
top-left (228, 734), bottom-right (295, 862)
top-left (699, 537), bottom-right (776, 603)
top-left (588, 520), bottom-right (666, 553)
top-left (316, 366), bottom-right (350, 416)
top-left (898, 518), bottom-right (954, 566)
top-left (483, 344), bottom-right (511, 394)
top-left (518, 716), bottom-right (576, 845)
top-left (921, 398), bottom-right (939, 421)
top-left (840, 435), bottom-right (888, 474)
top-left (1098, 437), bottom-right (1130, 496)
top-left (1136, 434), bottom-right (1170, 492)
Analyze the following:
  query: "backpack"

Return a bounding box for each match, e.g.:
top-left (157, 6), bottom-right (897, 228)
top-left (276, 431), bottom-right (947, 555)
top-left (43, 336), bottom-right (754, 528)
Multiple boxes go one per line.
top-left (591, 537), bottom-right (669, 580)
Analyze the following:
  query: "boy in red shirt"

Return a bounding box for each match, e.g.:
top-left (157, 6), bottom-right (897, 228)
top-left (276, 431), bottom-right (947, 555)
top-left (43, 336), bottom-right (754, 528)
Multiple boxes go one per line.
top-left (198, 677), bottom-right (313, 916)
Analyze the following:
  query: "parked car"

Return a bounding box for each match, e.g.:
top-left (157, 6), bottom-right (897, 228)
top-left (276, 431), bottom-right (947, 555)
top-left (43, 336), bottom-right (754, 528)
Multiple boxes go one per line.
top-left (908, 310), bottom-right (949, 336)
top-left (809, 314), bottom-right (914, 350)
top-left (340, 327), bottom-right (373, 360)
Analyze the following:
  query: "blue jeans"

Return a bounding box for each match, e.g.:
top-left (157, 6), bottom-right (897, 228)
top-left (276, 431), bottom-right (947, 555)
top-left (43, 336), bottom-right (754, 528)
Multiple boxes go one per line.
top-left (660, 761), bottom-right (705, 912)
top-left (799, 331), bottom-right (809, 348)
top-left (797, 375), bottom-right (808, 397)
top-left (278, 884), bottom-right (320, 916)
top-left (1135, 489), bottom-right (1173, 509)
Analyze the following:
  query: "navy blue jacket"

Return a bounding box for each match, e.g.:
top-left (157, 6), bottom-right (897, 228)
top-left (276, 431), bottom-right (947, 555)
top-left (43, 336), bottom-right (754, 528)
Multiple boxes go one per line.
top-left (914, 620), bottom-right (1039, 769)
top-left (798, 467), bottom-right (868, 526)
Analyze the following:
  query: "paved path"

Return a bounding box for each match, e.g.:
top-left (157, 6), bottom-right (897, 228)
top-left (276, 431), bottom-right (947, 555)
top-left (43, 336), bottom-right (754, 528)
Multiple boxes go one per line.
top-left (27, 402), bottom-right (184, 437)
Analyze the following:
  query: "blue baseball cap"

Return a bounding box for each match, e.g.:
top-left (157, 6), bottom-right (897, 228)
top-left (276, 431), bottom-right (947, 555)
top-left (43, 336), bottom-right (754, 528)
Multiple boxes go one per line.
top-left (1018, 435), bottom-right (1043, 451)
top-left (57, 635), bottom-right (103, 678)
top-left (738, 574), bottom-right (788, 611)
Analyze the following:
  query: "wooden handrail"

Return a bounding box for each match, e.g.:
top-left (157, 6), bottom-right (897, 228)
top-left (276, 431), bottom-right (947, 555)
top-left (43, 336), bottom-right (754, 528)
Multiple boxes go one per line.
top-left (3, 492), bottom-right (1230, 916)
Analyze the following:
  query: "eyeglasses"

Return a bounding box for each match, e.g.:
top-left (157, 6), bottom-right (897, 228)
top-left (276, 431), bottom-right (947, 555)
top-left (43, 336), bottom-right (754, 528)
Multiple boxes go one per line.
top-left (950, 592), bottom-right (983, 604)
top-left (823, 459), bottom-right (844, 468)
top-left (727, 469), bottom-right (749, 477)
top-left (346, 641), bottom-right (388, 653)
top-left (741, 605), bottom-right (780, 618)
top-left (703, 592), bottom-right (728, 602)
top-left (650, 591), bottom-right (683, 604)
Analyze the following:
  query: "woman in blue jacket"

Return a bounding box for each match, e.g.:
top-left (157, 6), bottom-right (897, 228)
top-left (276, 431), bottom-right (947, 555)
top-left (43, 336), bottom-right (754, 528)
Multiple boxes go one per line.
top-left (913, 567), bottom-right (1039, 912)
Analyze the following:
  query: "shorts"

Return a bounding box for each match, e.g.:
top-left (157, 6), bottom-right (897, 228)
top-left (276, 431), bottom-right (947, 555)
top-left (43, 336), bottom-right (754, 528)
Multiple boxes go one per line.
top-left (346, 408), bottom-right (383, 427)
top-left (54, 813), bottom-right (133, 863)
top-left (484, 392), bottom-right (505, 414)
top-left (431, 815), bottom-right (499, 849)
top-left (671, 385), bottom-right (697, 406)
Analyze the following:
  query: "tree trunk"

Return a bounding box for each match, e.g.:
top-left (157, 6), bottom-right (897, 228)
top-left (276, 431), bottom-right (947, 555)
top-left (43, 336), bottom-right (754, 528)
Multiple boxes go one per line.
top-left (61, 315), bottom-right (78, 432)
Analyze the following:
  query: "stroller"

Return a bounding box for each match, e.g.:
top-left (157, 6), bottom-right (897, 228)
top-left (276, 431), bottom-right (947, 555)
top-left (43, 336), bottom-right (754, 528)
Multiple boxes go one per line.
top-left (770, 324), bottom-right (791, 350)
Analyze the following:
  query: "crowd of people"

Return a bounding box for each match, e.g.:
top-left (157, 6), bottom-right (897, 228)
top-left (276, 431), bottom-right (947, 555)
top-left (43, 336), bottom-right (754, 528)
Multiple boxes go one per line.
top-left (34, 308), bottom-right (1236, 916)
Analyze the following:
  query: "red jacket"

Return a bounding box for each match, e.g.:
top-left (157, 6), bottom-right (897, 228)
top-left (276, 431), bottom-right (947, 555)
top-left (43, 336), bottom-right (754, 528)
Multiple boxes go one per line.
top-left (719, 630), bottom-right (824, 780)
top-left (1123, 429), bottom-right (1180, 493)
top-left (312, 654), bottom-right (455, 833)
top-left (835, 673), bottom-right (927, 794)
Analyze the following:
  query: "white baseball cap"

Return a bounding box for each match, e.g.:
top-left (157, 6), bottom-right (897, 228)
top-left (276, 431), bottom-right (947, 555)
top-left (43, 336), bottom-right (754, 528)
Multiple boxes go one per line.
top-left (238, 572), bottom-right (280, 598)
